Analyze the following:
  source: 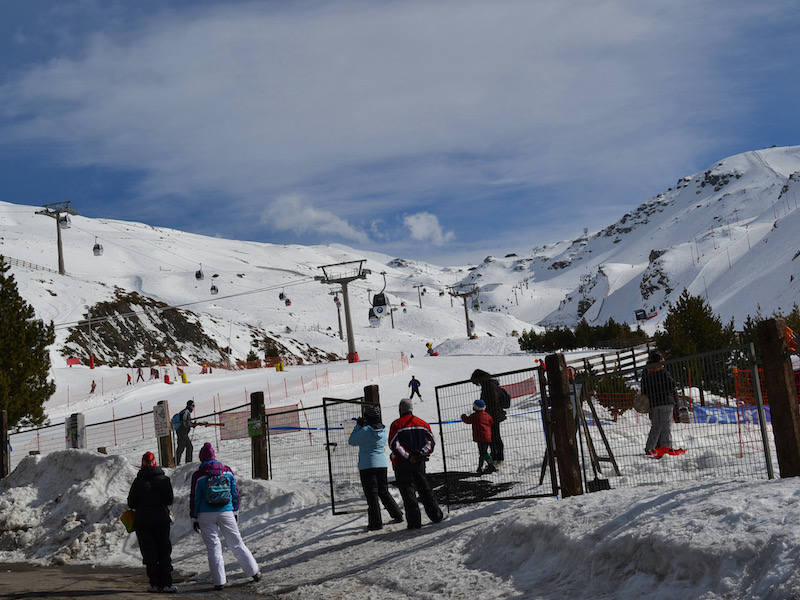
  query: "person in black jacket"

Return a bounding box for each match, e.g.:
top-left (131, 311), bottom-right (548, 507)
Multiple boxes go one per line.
top-left (175, 400), bottom-right (196, 465)
top-left (127, 451), bottom-right (176, 593)
top-left (640, 351), bottom-right (678, 456)
top-left (470, 369), bottom-right (507, 464)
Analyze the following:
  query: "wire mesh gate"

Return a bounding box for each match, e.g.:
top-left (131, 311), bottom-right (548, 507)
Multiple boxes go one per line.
top-left (434, 366), bottom-right (557, 506)
top-left (322, 397), bottom-right (370, 515)
top-left (569, 344), bottom-right (775, 490)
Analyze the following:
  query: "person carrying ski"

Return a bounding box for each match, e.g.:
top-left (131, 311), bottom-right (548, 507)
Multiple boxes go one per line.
top-left (388, 398), bottom-right (444, 529)
top-left (127, 451), bottom-right (176, 593)
top-left (470, 369), bottom-right (507, 465)
top-left (641, 350), bottom-right (678, 457)
top-left (461, 399), bottom-right (496, 475)
top-left (191, 442), bottom-right (261, 591)
top-left (408, 375), bottom-right (422, 400)
top-left (174, 400), bottom-right (196, 465)
top-left (348, 404), bottom-right (404, 530)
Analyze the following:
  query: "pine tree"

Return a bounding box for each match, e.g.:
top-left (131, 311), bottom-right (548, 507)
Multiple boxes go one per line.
top-left (654, 289), bottom-right (735, 358)
top-left (0, 258), bottom-right (56, 427)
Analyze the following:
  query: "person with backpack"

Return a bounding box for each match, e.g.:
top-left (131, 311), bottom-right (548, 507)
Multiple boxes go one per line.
top-left (388, 398), bottom-right (444, 530)
top-left (347, 404), bottom-right (404, 531)
top-left (127, 451), bottom-right (176, 593)
top-left (174, 400), bottom-right (196, 466)
top-left (190, 442), bottom-right (261, 591)
top-left (470, 369), bottom-right (509, 465)
top-left (460, 399), bottom-right (496, 475)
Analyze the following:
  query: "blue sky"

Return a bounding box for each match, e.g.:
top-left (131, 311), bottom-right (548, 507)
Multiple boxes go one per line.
top-left (1, 1), bottom-right (799, 265)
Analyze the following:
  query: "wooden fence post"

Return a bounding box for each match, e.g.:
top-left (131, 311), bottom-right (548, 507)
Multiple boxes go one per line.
top-left (251, 391), bottom-right (268, 479)
top-left (1, 410), bottom-right (8, 478)
top-left (545, 353), bottom-right (583, 497)
top-left (363, 384), bottom-right (380, 411)
top-left (757, 318), bottom-right (800, 477)
top-left (157, 400), bottom-right (175, 468)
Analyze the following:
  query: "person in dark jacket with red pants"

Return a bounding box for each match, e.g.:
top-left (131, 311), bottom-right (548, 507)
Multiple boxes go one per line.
top-left (470, 369), bottom-right (507, 464)
top-left (388, 398), bottom-right (444, 530)
top-left (461, 399), bottom-right (496, 475)
top-left (127, 451), bottom-right (175, 593)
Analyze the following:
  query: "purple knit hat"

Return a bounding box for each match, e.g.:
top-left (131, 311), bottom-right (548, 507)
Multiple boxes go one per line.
top-left (199, 442), bottom-right (216, 462)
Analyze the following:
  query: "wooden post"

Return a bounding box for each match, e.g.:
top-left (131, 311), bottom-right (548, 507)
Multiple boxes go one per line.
top-left (545, 353), bottom-right (583, 497)
top-left (251, 391), bottom-right (268, 479)
top-left (157, 400), bottom-right (175, 468)
top-left (757, 318), bottom-right (800, 477)
top-left (1, 410), bottom-right (8, 478)
top-left (363, 384), bottom-right (380, 411)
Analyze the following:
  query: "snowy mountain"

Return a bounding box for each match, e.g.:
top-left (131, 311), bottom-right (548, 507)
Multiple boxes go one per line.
top-left (0, 204), bottom-right (531, 367)
top-left (466, 145), bottom-right (800, 330)
top-left (3, 145), bottom-right (799, 367)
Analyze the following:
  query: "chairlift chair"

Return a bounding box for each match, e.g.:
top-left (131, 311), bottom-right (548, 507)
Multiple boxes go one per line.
top-left (92, 238), bottom-right (103, 256)
top-left (195, 264), bottom-right (204, 280)
top-left (284, 298), bottom-right (292, 306)
top-left (368, 308), bottom-right (381, 327)
top-left (210, 284), bottom-right (219, 295)
top-left (372, 292), bottom-right (387, 307)
top-left (59, 215), bottom-right (71, 229)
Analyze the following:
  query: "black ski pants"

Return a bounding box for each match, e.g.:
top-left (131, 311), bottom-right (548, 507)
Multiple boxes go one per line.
top-left (359, 468), bottom-right (403, 530)
top-left (393, 466), bottom-right (443, 529)
top-left (175, 429), bottom-right (193, 465)
top-left (135, 523), bottom-right (173, 588)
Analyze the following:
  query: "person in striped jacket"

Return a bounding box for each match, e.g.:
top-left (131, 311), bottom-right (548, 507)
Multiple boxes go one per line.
top-left (388, 398), bottom-right (444, 529)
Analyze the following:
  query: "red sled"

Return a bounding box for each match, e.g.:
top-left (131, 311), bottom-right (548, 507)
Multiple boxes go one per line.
top-left (647, 447), bottom-right (687, 459)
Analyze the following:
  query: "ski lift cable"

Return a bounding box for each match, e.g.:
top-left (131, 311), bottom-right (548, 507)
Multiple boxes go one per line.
top-left (67, 220), bottom-right (307, 295)
top-left (52, 275), bottom-right (318, 331)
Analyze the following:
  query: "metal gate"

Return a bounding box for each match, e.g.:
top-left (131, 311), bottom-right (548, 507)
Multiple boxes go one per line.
top-left (322, 397), bottom-right (369, 515)
top-left (434, 366), bottom-right (556, 506)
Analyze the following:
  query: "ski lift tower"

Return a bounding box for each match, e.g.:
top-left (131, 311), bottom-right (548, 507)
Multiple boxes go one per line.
top-left (315, 260), bottom-right (371, 362)
top-left (448, 283), bottom-right (479, 339)
top-left (35, 201), bottom-right (80, 275)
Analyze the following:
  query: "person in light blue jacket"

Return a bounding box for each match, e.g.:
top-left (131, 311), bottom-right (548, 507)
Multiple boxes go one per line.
top-left (348, 404), bottom-right (403, 530)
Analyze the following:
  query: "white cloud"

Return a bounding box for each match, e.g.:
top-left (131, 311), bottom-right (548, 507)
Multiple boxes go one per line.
top-left (0, 0), bottom-right (794, 261)
top-left (403, 212), bottom-right (455, 246)
top-left (262, 194), bottom-right (369, 244)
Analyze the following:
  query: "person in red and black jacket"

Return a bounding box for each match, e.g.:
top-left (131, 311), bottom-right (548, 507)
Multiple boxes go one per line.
top-left (388, 398), bottom-right (444, 529)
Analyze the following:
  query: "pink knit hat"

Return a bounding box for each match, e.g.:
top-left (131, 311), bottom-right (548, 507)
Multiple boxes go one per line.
top-left (199, 442), bottom-right (216, 462)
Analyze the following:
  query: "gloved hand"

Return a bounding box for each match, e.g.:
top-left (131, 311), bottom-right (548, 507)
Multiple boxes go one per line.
top-left (192, 519), bottom-right (200, 533)
top-left (409, 450), bottom-right (426, 464)
top-left (356, 417), bottom-right (366, 427)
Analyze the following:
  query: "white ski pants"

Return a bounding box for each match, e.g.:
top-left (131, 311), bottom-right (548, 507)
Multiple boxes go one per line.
top-left (197, 510), bottom-right (259, 586)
